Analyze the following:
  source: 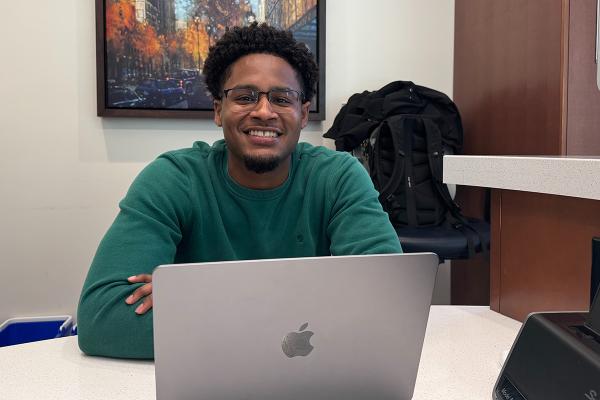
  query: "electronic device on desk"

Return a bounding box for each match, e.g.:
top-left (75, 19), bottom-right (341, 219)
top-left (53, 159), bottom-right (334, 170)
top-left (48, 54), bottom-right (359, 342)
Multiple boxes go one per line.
top-left (493, 237), bottom-right (600, 400)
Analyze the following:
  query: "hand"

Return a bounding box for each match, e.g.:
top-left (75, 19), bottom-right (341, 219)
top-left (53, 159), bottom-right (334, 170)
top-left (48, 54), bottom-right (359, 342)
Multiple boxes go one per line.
top-left (125, 274), bottom-right (153, 314)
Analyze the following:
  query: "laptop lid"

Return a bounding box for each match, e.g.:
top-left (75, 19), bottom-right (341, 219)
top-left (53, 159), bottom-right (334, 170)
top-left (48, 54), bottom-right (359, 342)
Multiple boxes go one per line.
top-left (153, 253), bottom-right (438, 400)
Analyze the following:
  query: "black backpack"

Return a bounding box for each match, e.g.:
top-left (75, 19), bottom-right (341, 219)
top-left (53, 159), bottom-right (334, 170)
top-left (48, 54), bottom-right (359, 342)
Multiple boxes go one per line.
top-left (324, 81), bottom-right (486, 256)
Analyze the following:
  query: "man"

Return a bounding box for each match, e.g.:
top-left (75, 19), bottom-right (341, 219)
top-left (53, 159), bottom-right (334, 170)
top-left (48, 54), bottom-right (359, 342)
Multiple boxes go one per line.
top-left (77, 23), bottom-right (401, 359)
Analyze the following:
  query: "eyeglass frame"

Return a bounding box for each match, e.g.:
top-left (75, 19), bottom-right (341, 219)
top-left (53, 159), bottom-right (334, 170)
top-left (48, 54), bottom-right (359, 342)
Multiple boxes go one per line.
top-left (221, 87), bottom-right (306, 109)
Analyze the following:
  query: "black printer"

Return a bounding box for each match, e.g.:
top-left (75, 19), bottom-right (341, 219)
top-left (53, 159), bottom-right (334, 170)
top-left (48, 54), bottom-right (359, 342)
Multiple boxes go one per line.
top-left (493, 238), bottom-right (600, 400)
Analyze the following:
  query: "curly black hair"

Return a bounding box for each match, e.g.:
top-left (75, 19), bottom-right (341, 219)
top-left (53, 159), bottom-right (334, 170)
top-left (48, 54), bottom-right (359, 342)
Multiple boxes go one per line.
top-left (203, 22), bottom-right (319, 102)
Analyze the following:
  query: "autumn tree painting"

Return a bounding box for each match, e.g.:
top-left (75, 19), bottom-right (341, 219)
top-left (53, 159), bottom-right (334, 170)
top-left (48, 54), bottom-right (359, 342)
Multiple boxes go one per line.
top-left (102, 0), bottom-right (320, 112)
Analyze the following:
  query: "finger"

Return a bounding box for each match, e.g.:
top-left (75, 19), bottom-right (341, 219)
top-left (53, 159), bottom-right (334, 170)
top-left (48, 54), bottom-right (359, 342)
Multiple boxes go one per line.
top-left (134, 294), bottom-right (153, 314)
top-left (127, 274), bottom-right (152, 283)
top-left (125, 282), bottom-right (153, 305)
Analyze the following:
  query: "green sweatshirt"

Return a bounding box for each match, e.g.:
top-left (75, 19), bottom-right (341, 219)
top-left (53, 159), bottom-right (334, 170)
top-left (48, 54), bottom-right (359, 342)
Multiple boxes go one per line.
top-left (77, 140), bottom-right (401, 359)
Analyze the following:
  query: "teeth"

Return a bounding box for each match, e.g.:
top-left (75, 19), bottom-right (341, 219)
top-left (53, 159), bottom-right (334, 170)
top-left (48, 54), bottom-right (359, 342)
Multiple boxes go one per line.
top-left (249, 130), bottom-right (278, 138)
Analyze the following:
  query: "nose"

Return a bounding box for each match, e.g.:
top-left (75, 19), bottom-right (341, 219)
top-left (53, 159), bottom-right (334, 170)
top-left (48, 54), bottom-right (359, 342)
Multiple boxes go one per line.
top-left (250, 93), bottom-right (278, 120)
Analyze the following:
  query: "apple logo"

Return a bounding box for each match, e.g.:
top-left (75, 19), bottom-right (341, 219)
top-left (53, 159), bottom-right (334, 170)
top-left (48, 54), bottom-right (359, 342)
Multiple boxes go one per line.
top-left (281, 322), bottom-right (314, 358)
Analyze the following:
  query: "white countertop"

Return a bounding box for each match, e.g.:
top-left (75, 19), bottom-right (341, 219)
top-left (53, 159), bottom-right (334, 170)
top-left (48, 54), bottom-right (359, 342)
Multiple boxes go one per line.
top-left (443, 155), bottom-right (600, 200)
top-left (0, 306), bottom-right (521, 400)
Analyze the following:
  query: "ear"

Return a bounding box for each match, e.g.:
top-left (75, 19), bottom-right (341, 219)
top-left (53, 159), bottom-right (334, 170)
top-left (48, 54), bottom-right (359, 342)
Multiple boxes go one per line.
top-left (300, 101), bottom-right (310, 129)
top-left (213, 100), bottom-right (222, 127)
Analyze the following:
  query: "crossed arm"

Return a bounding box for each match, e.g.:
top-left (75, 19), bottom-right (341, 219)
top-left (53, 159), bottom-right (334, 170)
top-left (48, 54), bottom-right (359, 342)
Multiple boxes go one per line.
top-left (77, 156), bottom-right (190, 359)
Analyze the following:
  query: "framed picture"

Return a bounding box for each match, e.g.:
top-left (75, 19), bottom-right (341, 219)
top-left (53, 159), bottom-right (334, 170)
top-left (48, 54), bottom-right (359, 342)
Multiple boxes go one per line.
top-left (96, 0), bottom-right (326, 120)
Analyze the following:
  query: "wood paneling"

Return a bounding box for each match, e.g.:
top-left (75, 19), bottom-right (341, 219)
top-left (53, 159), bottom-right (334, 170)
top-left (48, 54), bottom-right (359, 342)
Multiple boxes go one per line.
top-left (454, 0), bottom-right (565, 157)
top-left (494, 190), bottom-right (600, 321)
top-left (566, 0), bottom-right (600, 155)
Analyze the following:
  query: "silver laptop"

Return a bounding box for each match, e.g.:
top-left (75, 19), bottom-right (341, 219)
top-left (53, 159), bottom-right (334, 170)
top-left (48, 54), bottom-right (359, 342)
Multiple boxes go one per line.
top-left (153, 253), bottom-right (438, 400)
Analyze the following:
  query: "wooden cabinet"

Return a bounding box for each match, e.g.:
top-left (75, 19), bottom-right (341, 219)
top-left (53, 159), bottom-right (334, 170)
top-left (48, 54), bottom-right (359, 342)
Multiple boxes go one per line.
top-left (452, 0), bottom-right (600, 319)
top-left (489, 190), bottom-right (600, 321)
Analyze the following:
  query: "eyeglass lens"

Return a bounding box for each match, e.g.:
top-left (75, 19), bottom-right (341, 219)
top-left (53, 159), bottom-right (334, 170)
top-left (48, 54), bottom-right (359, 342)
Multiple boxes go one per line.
top-left (225, 88), bottom-right (301, 107)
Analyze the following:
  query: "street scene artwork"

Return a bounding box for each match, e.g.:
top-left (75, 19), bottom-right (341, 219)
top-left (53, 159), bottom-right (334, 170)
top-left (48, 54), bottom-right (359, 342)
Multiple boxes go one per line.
top-left (102, 0), bottom-right (320, 114)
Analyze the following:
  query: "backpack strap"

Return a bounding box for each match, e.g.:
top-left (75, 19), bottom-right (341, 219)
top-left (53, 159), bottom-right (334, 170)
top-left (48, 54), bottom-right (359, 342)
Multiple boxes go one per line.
top-left (393, 117), bottom-right (417, 226)
top-left (450, 215), bottom-right (490, 257)
top-left (422, 118), bottom-right (488, 258)
top-left (368, 123), bottom-right (385, 190)
top-left (369, 120), bottom-right (407, 212)
top-left (422, 119), bottom-right (464, 219)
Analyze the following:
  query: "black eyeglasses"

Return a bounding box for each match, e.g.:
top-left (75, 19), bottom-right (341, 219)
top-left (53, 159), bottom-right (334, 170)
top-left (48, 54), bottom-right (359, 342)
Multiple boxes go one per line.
top-left (223, 87), bottom-right (304, 109)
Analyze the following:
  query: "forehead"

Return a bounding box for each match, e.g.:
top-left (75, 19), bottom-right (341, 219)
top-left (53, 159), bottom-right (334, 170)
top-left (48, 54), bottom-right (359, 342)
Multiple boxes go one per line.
top-left (224, 53), bottom-right (302, 91)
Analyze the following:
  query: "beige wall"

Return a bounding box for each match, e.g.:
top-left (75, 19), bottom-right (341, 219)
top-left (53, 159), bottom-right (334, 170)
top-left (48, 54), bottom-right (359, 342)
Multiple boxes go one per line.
top-left (0, 0), bottom-right (454, 322)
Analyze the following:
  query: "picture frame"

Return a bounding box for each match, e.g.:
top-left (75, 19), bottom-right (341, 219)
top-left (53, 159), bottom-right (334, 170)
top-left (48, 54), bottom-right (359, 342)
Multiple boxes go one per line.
top-left (95, 0), bottom-right (326, 120)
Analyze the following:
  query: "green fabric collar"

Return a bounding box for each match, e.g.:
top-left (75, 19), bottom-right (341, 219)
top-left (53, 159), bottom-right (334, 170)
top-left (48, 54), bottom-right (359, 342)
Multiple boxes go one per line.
top-left (215, 139), bottom-right (297, 201)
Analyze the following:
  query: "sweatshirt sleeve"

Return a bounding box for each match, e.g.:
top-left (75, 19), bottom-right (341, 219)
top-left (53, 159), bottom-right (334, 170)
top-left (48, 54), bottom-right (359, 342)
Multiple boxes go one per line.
top-left (326, 155), bottom-right (402, 256)
top-left (77, 154), bottom-right (191, 359)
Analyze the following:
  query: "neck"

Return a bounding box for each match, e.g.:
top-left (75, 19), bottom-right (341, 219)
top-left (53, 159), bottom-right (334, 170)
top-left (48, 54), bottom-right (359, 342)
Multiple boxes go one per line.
top-left (228, 156), bottom-right (291, 190)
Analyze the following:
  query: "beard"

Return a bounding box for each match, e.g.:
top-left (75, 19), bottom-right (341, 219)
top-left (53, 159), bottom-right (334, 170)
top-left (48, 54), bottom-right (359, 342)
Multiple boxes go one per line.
top-left (243, 154), bottom-right (281, 174)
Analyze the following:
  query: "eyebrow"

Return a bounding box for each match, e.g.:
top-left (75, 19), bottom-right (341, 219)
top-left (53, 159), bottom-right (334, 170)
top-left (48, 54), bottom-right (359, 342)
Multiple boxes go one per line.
top-left (230, 85), bottom-right (298, 92)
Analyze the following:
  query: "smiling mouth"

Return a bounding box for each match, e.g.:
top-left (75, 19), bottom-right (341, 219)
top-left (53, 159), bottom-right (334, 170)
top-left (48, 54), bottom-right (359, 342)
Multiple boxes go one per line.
top-left (245, 129), bottom-right (281, 138)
